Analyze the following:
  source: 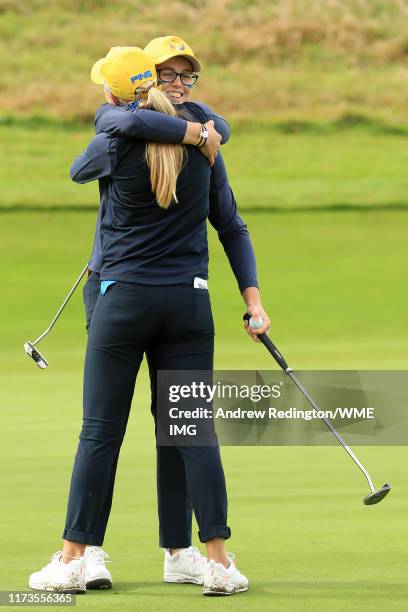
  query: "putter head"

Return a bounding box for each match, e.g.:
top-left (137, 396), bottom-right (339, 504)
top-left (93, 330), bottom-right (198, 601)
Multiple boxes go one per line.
top-left (363, 483), bottom-right (391, 505)
top-left (24, 342), bottom-right (49, 369)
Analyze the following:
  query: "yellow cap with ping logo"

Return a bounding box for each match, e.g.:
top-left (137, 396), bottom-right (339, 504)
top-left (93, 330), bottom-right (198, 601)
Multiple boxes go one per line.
top-left (91, 47), bottom-right (157, 100)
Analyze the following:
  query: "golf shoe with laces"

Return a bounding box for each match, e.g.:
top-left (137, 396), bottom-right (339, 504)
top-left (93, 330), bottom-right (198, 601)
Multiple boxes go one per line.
top-left (203, 553), bottom-right (248, 596)
top-left (84, 546), bottom-right (112, 589)
top-left (29, 552), bottom-right (86, 593)
top-left (163, 546), bottom-right (207, 584)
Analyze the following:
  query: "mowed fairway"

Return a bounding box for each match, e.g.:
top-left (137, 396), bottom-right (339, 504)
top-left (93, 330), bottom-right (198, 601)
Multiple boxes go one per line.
top-left (0, 208), bottom-right (407, 611)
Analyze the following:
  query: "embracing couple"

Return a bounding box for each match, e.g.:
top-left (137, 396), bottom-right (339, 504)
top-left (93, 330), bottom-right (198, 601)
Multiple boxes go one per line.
top-left (28, 35), bottom-right (270, 597)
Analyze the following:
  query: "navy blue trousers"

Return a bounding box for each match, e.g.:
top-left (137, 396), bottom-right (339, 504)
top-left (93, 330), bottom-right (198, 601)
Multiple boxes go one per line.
top-left (63, 277), bottom-right (230, 546)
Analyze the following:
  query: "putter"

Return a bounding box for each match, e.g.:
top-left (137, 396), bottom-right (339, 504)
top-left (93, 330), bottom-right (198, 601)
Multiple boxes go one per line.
top-left (244, 314), bottom-right (391, 505)
top-left (24, 264), bottom-right (89, 369)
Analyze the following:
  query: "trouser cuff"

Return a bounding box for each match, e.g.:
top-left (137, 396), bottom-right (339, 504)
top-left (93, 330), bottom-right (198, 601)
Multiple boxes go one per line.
top-left (62, 528), bottom-right (102, 546)
top-left (198, 525), bottom-right (231, 543)
top-left (160, 532), bottom-right (192, 549)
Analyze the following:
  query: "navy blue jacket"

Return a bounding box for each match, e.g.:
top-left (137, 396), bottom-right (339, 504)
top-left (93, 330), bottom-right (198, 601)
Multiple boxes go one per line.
top-left (71, 102), bottom-right (258, 292)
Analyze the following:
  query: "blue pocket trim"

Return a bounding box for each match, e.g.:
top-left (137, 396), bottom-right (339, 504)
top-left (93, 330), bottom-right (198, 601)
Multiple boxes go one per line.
top-left (100, 280), bottom-right (117, 295)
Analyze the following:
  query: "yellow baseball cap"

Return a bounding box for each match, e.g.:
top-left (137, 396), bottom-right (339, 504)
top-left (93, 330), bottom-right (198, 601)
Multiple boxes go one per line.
top-left (91, 47), bottom-right (157, 101)
top-left (144, 36), bottom-right (201, 72)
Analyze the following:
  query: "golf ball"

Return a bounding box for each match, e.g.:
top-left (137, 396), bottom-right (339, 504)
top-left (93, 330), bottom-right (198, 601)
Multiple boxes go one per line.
top-left (249, 316), bottom-right (264, 329)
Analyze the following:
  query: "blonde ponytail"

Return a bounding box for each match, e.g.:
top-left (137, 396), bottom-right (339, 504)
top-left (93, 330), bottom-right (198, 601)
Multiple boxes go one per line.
top-left (138, 87), bottom-right (184, 209)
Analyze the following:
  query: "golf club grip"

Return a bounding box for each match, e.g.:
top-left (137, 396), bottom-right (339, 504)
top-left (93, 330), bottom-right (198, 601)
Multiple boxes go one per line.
top-left (243, 313), bottom-right (290, 371)
top-left (259, 334), bottom-right (290, 371)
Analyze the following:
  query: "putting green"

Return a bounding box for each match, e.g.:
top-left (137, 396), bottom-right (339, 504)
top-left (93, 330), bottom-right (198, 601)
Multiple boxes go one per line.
top-left (0, 210), bottom-right (406, 611)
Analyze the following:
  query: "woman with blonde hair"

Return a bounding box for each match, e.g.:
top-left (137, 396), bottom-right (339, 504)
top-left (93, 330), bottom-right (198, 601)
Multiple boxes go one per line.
top-left (29, 46), bottom-right (269, 597)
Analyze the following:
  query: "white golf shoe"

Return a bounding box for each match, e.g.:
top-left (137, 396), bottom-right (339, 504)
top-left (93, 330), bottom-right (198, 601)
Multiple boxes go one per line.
top-left (29, 552), bottom-right (86, 593)
top-left (203, 553), bottom-right (248, 596)
top-left (84, 546), bottom-right (112, 589)
top-left (163, 546), bottom-right (207, 585)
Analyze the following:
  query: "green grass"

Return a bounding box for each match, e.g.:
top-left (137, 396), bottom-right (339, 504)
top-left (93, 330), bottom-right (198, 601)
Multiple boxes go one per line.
top-left (0, 209), bottom-right (407, 610)
top-left (1, 210), bottom-right (407, 369)
top-left (1, 0), bottom-right (408, 120)
top-left (1, 122), bottom-right (408, 211)
top-left (2, 4), bottom-right (408, 600)
top-left (222, 124), bottom-right (408, 210)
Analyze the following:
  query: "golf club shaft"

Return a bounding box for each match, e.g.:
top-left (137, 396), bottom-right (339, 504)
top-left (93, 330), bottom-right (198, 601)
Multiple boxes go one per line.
top-left (32, 264), bottom-right (89, 347)
top-left (286, 370), bottom-right (375, 492)
top-left (257, 331), bottom-right (376, 493)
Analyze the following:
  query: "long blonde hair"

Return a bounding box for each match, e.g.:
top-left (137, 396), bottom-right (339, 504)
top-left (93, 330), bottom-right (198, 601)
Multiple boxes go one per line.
top-left (137, 86), bottom-right (184, 209)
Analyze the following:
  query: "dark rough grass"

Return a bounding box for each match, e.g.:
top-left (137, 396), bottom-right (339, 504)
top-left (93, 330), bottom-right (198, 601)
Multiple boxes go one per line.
top-left (1, 1), bottom-right (408, 119)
